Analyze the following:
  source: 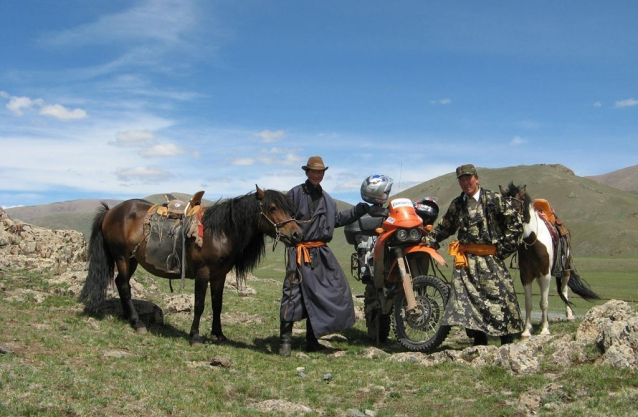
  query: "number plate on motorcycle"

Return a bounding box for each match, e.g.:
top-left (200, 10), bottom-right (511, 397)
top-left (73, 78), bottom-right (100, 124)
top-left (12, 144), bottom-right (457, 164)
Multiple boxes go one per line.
top-left (390, 198), bottom-right (412, 208)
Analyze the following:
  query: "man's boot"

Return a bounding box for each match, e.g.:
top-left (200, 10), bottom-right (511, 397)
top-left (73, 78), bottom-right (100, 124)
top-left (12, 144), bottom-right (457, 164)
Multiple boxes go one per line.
top-left (472, 331), bottom-right (488, 346)
top-left (500, 334), bottom-right (515, 345)
top-left (305, 319), bottom-right (324, 352)
top-left (279, 321), bottom-right (293, 356)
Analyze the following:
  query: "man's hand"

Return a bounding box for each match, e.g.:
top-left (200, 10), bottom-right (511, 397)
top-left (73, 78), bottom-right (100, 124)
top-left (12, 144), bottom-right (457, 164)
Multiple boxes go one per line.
top-left (368, 205), bottom-right (389, 218)
top-left (355, 202), bottom-right (370, 216)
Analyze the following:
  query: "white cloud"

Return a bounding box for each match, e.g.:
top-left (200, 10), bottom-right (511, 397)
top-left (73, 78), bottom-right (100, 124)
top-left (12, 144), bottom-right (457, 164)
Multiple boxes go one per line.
top-left (115, 166), bottom-right (171, 183)
top-left (233, 158), bottom-right (254, 166)
top-left (510, 136), bottom-right (526, 145)
top-left (40, 0), bottom-right (198, 47)
top-left (256, 150), bottom-right (302, 166)
top-left (255, 129), bottom-right (286, 143)
top-left (593, 102), bottom-right (602, 107)
top-left (111, 130), bottom-right (156, 147)
top-left (430, 98), bottom-right (452, 105)
top-left (6, 96), bottom-right (44, 116)
top-left (140, 143), bottom-right (187, 157)
top-left (39, 104), bottom-right (88, 121)
top-left (5, 94), bottom-right (87, 121)
top-left (0, 91), bottom-right (9, 99)
top-left (615, 98), bottom-right (638, 108)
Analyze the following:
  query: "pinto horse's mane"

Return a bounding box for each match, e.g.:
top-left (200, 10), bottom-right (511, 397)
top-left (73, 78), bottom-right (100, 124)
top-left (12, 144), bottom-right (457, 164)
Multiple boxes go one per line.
top-left (200, 189), bottom-right (293, 279)
top-left (503, 181), bottom-right (533, 224)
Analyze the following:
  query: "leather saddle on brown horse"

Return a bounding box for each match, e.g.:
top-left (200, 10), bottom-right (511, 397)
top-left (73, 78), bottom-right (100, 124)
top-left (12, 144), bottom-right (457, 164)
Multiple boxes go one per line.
top-left (144, 191), bottom-right (205, 283)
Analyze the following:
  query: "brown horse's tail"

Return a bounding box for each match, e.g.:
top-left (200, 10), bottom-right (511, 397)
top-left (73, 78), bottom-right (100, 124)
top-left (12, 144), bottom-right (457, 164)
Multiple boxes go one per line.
top-left (78, 203), bottom-right (114, 313)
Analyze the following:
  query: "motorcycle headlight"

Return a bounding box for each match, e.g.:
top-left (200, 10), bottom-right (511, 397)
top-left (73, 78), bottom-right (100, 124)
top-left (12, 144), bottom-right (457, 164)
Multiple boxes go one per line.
top-left (409, 228), bottom-right (422, 241)
top-left (396, 229), bottom-right (408, 241)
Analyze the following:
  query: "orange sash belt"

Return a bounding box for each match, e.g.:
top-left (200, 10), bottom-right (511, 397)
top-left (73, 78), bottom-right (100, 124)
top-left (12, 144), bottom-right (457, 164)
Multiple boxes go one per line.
top-left (448, 240), bottom-right (497, 268)
top-left (296, 241), bottom-right (326, 265)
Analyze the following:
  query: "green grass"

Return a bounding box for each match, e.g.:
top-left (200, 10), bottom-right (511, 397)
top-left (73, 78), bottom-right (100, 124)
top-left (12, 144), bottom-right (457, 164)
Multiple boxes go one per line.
top-left (1, 262), bottom-right (637, 416)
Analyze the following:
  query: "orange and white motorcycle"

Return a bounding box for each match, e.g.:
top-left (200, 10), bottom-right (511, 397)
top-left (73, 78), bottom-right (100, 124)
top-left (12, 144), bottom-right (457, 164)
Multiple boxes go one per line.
top-left (345, 175), bottom-right (450, 352)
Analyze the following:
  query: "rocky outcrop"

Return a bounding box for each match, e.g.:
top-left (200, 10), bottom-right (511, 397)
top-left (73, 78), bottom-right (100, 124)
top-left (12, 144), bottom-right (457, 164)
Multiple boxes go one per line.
top-left (0, 207), bottom-right (87, 274)
top-left (370, 299), bottom-right (637, 373)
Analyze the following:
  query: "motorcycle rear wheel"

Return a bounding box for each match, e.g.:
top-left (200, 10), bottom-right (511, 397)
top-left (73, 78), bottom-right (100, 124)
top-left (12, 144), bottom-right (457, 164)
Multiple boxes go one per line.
top-left (392, 275), bottom-right (450, 352)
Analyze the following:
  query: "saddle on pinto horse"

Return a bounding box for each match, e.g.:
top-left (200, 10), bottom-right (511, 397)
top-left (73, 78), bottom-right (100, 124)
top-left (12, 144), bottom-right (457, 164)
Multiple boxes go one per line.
top-left (533, 199), bottom-right (570, 278)
top-left (144, 191), bottom-right (206, 289)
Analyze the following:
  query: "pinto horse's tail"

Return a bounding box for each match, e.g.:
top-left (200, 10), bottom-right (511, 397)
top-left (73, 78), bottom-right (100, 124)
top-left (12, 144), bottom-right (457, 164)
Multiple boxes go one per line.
top-left (566, 270), bottom-right (601, 301)
top-left (78, 203), bottom-right (114, 313)
top-left (556, 270), bottom-right (601, 305)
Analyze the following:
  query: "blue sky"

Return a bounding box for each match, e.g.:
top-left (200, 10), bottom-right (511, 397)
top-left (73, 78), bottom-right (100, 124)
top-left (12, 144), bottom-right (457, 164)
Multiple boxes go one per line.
top-left (1, 0), bottom-right (637, 208)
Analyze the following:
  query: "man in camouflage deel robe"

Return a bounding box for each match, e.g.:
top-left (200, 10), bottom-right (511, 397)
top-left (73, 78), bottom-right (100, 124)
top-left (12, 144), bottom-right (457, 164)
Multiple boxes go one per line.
top-left (423, 164), bottom-right (524, 345)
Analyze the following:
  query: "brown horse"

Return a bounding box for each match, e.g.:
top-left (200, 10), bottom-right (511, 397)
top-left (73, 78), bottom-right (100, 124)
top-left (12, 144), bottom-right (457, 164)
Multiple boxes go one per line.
top-left (500, 182), bottom-right (599, 338)
top-left (79, 186), bottom-right (302, 344)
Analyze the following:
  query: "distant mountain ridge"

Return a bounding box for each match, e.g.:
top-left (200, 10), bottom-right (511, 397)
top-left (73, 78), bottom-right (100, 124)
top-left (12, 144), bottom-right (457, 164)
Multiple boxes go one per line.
top-left (5, 164), bottom-right (638, 257)
top-left (585, 165), bottom-right (638, 193)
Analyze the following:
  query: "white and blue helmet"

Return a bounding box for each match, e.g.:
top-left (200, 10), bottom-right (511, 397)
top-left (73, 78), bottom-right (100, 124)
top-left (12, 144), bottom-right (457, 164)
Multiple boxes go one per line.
top-left (361, 175), bottom-right (394, 205)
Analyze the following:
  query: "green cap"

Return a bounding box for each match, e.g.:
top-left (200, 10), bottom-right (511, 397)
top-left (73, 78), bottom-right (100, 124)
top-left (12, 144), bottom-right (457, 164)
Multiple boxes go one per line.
top-left (456, 164), bottom-right (478, 178)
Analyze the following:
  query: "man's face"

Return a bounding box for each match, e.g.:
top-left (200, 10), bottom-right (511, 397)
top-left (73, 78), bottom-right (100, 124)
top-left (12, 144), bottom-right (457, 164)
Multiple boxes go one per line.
top-left (458, 174), bottom-right (479, 196)
top-left (306, 169), bottom-right (325, 186)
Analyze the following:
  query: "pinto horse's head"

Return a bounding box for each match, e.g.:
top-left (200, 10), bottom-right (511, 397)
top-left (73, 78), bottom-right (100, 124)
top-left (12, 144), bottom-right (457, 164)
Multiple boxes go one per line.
top-left (255, 185), bottom-right (303, 246)
top-left (499, 182), bottom-right (532, 223)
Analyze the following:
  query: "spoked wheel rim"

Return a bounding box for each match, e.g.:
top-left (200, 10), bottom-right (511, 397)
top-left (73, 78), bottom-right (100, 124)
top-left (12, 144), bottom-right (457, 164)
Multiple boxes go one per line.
top-left (392, 275), bottom-right (450, 352)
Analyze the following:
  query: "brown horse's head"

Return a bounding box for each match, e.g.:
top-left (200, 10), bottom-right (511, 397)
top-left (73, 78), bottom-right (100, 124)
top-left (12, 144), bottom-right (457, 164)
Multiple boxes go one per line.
top-left (255, 185), bottom-right (303, 246)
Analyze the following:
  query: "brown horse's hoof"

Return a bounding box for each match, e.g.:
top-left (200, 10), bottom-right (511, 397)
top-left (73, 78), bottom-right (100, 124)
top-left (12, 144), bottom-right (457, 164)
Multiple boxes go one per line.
top-left (135, 326), bottom-right (147, 335)
top-left (191, 334), bottom-right (204, 346)
top-left (212, 334), bottom-right (228, 343)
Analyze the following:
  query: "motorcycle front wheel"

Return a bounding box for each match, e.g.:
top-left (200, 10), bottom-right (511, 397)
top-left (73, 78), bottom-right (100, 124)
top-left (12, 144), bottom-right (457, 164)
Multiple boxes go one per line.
top-left (392, 275), bottom-right (450, 352)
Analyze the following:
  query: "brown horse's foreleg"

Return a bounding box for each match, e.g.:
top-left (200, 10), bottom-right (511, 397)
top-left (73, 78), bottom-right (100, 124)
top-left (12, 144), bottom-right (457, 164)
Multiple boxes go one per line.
top-left (189, 271), bottom-right (209, 345)
top-left (114, 259), bottom-right (146, 334)
top-left (209, 275), bottom-right (227, 342)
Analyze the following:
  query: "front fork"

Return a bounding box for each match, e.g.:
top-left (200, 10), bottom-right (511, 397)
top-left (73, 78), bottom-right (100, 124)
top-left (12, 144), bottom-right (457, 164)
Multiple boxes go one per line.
top-left (393, 248), bottom-right (419, 316)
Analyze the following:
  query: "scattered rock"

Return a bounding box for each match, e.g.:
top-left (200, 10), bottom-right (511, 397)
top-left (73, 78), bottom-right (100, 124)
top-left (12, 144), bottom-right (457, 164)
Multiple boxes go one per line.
top-left (103, 349), bottom-right (135, 359)
top-left (209, 356), bottom-right (233, 368)
top-left (249, 399), bottom-right (313, 415)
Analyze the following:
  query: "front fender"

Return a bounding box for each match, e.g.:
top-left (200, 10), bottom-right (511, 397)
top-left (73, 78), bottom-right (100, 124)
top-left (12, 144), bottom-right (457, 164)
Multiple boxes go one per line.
top-left (404, 245), bottom-right (448, 267)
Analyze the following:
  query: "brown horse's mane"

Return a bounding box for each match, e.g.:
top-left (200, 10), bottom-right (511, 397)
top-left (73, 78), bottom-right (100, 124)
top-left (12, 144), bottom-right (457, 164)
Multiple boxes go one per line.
top-left (200, 189), bottom-right (293, 280)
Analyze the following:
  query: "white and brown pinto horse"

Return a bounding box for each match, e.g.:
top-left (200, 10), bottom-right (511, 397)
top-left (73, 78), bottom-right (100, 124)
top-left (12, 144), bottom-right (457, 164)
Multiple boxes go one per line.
top-left (500, 182), bottom-right (600, 338)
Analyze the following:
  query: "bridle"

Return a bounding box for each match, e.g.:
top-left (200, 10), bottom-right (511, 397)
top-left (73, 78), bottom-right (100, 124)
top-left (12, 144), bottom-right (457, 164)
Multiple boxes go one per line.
top-left (506, 195), bottom-right (538, 249)
top-left (258, 201), bottom-right (298, 251)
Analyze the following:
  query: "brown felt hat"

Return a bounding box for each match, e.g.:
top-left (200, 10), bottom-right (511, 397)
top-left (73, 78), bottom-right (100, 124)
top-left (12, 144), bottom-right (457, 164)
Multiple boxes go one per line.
top-left (456, 164), bottom-right (478, 178)
top-left (302, 156), bottom-right (328, 171)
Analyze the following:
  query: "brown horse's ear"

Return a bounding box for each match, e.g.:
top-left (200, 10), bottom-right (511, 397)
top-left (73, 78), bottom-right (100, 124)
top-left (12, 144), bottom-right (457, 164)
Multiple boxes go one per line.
top-left (255, 185), bottom-right (264, 200)
top-left (521, 185), bottom-right (527, 194)
top-left (499, 185), bottom-right (505, 194)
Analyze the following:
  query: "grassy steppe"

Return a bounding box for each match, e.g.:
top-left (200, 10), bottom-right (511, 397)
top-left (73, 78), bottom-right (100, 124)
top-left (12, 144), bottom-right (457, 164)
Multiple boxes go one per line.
top-left (1, 255), bottom-right (636, 416)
